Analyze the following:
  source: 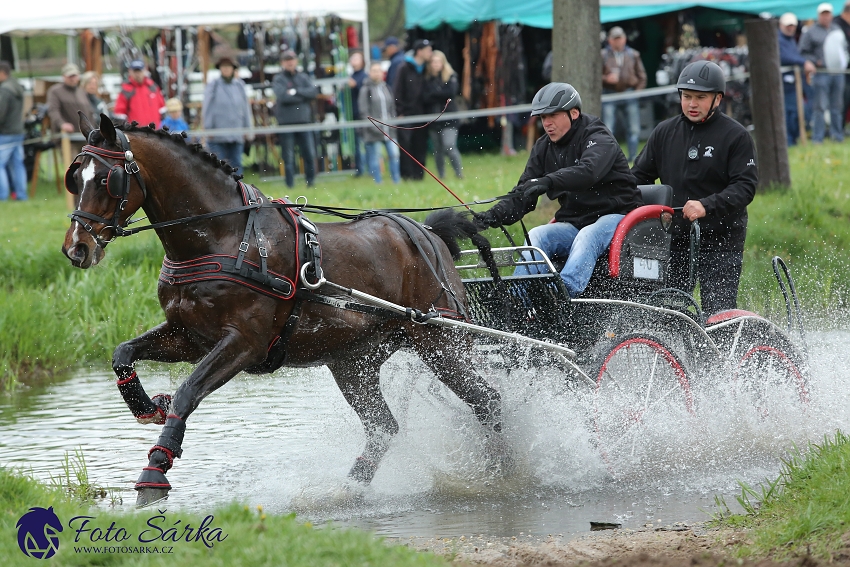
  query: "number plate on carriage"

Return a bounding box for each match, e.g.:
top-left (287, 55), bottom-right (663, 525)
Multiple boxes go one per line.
top-left (633, 257), bottom-right (659, 280)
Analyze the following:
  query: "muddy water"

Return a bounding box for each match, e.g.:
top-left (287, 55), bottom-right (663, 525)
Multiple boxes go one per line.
top-left (1, 329), bottom-right (848, 538)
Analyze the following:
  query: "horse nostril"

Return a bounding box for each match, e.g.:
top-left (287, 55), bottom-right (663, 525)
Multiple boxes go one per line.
top-left (72, 243), bottom-right (89, 261)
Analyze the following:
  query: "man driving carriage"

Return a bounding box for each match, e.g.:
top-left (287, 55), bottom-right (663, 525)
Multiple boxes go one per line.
top-left (631, 60), bottom-right (758, 317)
top-left (473, 82), bottom-right (643, 297)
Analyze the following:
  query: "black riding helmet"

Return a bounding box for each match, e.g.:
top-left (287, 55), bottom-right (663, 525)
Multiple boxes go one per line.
top-left (677, 60), bottom-right (725, 122)
top-left (676, 60), bottom-right (726, 93)
top-left (531, 82), bottom-right (582, 117)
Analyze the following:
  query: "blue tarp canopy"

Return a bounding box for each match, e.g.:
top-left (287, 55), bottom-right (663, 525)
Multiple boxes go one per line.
top-left (406, 0), bottom-right (828, 30)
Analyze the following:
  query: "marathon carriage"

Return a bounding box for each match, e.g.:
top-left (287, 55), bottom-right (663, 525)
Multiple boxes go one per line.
top-left (456, 184), bottom-right (810, 471)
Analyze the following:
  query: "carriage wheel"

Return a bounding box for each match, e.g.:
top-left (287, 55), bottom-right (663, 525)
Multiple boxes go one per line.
top-left (589, 332), bottom-right (694, 475)
top-left (734, 341), bottom-right (809, 415)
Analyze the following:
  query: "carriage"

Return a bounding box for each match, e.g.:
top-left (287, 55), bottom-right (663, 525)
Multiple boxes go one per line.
top-left (455, 184), bottom-right (810, 471)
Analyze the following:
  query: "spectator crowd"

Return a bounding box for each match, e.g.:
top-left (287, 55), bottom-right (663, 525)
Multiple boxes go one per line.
top-left (1, 6), bottom-right (849, 200)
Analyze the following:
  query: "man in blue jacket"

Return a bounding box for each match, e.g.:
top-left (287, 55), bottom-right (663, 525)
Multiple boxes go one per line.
top-left (778, 13), bottom-right (816, 145)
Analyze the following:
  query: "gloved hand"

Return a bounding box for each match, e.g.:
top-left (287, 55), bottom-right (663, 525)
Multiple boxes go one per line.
top-left (471, 210), bottom-right (498, 230)
top-left (520, 176), bottom-right (553, 199)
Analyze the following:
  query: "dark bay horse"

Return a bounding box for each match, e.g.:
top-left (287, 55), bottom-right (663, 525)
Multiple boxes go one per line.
top-left (62, 115), bottom-right (506, 506)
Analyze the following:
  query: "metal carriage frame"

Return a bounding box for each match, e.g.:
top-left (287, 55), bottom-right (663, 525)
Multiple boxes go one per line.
top-left (454, 218), bottom-right (810, 472)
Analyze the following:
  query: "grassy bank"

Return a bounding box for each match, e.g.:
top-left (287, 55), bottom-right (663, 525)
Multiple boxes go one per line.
top-left (2, 144), bottom-right (849, 385)
top-left (0, 467), bottom-right (449, 566)
top-left (718, 430), bottom-right (850, 562)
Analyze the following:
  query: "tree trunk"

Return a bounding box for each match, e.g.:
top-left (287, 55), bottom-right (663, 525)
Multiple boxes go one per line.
top-left (745, 18), bottom-right (791, 189)
top-left (552, 0), bottom-right (602, 117)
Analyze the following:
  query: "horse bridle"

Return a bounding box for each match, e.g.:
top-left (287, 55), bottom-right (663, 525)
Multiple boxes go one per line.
top-left (65, 129), bottom-right (147, 249)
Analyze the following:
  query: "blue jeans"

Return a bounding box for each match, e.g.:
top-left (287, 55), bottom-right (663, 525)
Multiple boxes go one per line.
top-left (514, 214), bottom-right (624, 298)
top-left (602, 93), bottom-right (640, 161)
top-left (364, 140), bottom-right (400, 184)
top-left (279, 131), bottom-right (316, 187)
top-left (0, 134), bottom-right (27, 201)
top-left (207, 141), bottom-right (244, 171)
top-left (812, 72), bottom-right (845, 143)
top-left (784, 88), bottom-right (800, 146)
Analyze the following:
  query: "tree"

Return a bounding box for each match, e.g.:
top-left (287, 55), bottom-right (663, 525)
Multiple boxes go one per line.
top-left (552, 0), bottom-right (602, 117)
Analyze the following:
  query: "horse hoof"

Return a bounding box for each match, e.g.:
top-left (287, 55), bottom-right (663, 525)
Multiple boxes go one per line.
top-left (136, 394), bottom-right (172, 425)
top-left (135, 487), bottom-right (169, 507)
top-left (347, 456), bottom-right (377, 484)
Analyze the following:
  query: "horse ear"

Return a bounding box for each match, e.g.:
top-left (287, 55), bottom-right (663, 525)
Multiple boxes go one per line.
top-left (100, 114), bottom-right (117, 145)
top-left (78, 111), bottom-right (94, 139)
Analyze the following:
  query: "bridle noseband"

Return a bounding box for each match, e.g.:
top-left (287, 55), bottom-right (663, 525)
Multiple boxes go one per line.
top-left (66, 129), bottom-right (147, 249)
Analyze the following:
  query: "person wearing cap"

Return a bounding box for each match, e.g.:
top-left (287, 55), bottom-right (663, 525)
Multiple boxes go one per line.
top-left (202, 52), bottom-right (253, 171)
top-left (601, 26), bottom-right (647, 162)
top-left (47, 63), bottom-right (94, 136)
top-left (46, 62), bottom-right (95, 168)
top-left (393, 38), bottom-right (433, 180)
top-left (799, 3), bottom-right (847, 142)
top-left (272, 50), bottom-right (319, 188)
top-left (631, 61), bottom-right (758, 317)
top-left (0, 60), bottom-right (28, 201)
top-left (114, 59), bottom-right (166, 128)
top-left (472, 83), bottom-right (642, 298)
top-left (162, 98), bottom-right (189, 133)
top-left (778, 13), bottom-right (817, 145)
top-left (383, 36), bottom-right (405, 88)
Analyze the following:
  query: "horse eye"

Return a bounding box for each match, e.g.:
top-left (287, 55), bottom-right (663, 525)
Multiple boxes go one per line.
top-left (100, 178), bottom-right (108, 186)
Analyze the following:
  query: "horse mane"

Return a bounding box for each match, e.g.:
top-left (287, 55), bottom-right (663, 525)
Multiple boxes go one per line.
top-left (88, 120), bottom-right (245, 182)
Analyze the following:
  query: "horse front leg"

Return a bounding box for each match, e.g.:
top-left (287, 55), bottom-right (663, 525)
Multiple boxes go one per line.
top-left (134, 330), bottom-right (267, 507)
top-left (328, 354), bottom-right (399, 485)
top-left (112, 322), bottom-right (205, 425)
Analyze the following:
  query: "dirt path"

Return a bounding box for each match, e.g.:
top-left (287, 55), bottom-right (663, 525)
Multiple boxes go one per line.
top-left (394, 522), bottom-right (849, 567)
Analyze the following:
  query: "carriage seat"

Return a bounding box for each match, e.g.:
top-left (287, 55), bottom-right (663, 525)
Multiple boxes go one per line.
top-left (582, 185), bottom-right (675, 298)
top-left (637, 184), bottom-right (673, 207)
top-left (547, 185), bottom-right (674, 282)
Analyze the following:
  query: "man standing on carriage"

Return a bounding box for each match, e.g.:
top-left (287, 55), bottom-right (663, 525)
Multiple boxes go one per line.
top-left (473, 82), bottom-right (643, 298)
top-left (631, 60), bottom-right (758, 317)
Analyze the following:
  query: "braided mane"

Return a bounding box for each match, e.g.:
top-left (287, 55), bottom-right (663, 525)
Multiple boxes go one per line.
top-left (88, 120), bottom-right (245, 182)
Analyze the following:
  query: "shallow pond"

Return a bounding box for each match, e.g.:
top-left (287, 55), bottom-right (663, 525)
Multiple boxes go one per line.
top-left (2, 329), bottom-right (848, 538)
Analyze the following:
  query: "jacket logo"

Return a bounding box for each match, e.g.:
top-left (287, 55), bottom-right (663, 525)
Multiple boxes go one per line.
top-left (587, 140), bottom-right (596, 148)
top-left (703, 146), bottom-right (714, 157)
top-left (747, 158), bottom-right (755, 166)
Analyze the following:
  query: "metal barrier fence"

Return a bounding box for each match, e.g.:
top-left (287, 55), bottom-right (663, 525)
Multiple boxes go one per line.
top-left (4, 67), bottom-right (849, 151)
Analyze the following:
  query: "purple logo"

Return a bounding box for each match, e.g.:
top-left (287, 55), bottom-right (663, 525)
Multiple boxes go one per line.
top-left (16, 507), bottom-right (63, 559)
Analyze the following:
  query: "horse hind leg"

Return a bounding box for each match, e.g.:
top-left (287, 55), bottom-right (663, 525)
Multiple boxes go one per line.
top-left (413, 332), bottom-right (513, 475)
top-left (328, 354), bottom-right (399, 485)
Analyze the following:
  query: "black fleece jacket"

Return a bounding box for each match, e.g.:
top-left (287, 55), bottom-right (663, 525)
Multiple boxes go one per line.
top-left (631, 110), bottom-right (758, 235)
top-left (486, 113), bottom-right (642, 229)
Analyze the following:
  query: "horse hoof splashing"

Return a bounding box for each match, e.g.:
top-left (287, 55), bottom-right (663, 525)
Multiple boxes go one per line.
top-left (62, 113), bottom-right (509, 506)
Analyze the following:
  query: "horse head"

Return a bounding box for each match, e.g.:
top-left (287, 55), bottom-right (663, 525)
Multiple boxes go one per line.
top-left (62, 113), bottom-right (148, 268)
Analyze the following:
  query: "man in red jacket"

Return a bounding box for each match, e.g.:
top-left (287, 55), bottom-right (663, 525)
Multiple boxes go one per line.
top-left (113, 60), bottom-right (165, 127)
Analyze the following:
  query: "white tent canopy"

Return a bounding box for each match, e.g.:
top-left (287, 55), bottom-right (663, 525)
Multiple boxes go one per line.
top-left (1, 1), bottom-right (367, 35)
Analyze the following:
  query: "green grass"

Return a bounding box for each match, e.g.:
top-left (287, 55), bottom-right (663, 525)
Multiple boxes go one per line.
top-left (1, 144), bottom-right (848, 386)
top-left (0, 467), bottom-right (450, 566)
top-left (716, 430), bottom-right (850, 562)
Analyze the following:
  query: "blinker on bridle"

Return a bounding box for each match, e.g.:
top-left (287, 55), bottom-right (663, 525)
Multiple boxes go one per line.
top-left (66, 129), bottom-right (148, 249)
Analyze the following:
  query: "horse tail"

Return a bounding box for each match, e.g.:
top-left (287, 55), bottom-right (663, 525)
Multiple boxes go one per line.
top-left (423, 209), bottom-right (499, 280)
